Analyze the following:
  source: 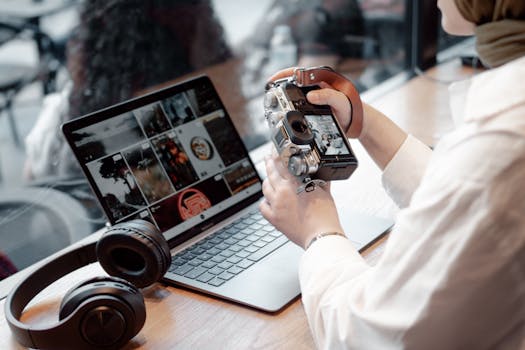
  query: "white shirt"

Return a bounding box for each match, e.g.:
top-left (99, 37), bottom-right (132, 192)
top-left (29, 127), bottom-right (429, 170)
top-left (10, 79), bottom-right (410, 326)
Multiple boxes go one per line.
top-left (299, 56), bottom-right (525, 350)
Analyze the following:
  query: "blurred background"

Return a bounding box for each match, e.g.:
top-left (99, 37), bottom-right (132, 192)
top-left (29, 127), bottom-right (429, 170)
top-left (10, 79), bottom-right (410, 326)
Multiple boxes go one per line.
top-left (0, 0), bottom-right (473, 281)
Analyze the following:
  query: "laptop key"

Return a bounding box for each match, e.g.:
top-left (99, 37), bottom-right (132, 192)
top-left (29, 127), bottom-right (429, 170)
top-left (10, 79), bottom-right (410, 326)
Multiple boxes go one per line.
top-left (188, 258), bottom-right (204, 267)
top-left (208, 266), bottom-right (225, 275)
top-left (262, 226), bottom-right (275, 232)
top-left (228, 244), bottom-right (243, 252)
top-left (171, 257), bottom-right (187, 266)
top-left (226, 256), bottom-right (242, 264)
top-left (227, 266), bottom-right (244, 275)
top-left (218, 271), bottom-right (235, 281)
top-left (234, 223), bottom-right (248, 230)
top-left (245, 234), bottom-right (258, 242)
top-left (207, 247), bottom-right (222, 256)
top-left (219, 249), bottom-right (236, 258)
top-left (269, 231), bottom-right (282, 237)
top-left (232, 232), bottom-right (247, 240)
top-left (185, 266), bottom-right (207, 279)
top-left (241, 228), bottom-right (255, 235)
top-left (247, 235), bottom-right (288, 262)
top-left (261, 235), bottom-right (276, 243)
top-left (197, 272), bottom-right (215, 283)
top-left (223, 237), bottom-right (238, 245)
top-left (237, 259), bottom-right (255, 269)
top-left (252, 230), bottom-right (266, 237)
top-left (217, 261), bottom-right (233, 270)
top-left (201, 261), bottom-right (216, 269)
top-left (236, 240), bottom-right (251, 247)
top-left (208, 277), bottom-right (226, 287)
top-left (198, 252), bottom-right (214, 261)
top-left (173, 264), bottom-right (194, 276)
top-left (252, 240), bottom-right (268, 248)
top-left (215, 243), bottom-right (230, 250)
top-left (236, 251), bottom-right (250, 258)
top-left (209, 237), bottom-right (222, 245)
top-left (189, 247), bottom-right (206, 255)
top-left (244, 246), bottom-right (259, 253)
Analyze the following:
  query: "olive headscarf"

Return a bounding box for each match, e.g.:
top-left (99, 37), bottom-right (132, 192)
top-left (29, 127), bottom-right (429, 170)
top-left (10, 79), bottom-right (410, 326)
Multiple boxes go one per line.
top-left (454, 0), bottom-right (525, 67)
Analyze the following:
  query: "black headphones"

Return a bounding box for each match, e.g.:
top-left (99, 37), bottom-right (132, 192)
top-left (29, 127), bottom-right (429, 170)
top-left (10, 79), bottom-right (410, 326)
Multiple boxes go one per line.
top-left (4, 219), bottom-right (171, 350)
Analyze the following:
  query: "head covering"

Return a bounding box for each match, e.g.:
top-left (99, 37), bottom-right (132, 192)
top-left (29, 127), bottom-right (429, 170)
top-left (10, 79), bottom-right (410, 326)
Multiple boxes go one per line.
top-left (454, 0), bottom-right (525, 67)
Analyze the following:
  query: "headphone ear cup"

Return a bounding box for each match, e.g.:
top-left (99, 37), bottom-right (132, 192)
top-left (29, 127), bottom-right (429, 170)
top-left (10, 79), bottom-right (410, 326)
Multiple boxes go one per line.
top-left (58, 276), bottom-right (146, 348)
top-left (97, 219), bottom-right (171, 288)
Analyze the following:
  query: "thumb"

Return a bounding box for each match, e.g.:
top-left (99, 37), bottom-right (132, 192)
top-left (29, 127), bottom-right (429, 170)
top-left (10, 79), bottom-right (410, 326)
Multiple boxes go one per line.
top-left (306, 89), bottom-right (351, 131)
top-left (306, 88), bottom-right (347, 109)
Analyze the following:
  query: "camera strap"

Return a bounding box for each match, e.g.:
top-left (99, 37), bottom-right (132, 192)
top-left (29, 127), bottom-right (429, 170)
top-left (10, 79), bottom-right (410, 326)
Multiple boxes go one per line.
top-left (290, 66), bottom-right (363, 138)
top-left (297, 178), bottom-right (327, 194)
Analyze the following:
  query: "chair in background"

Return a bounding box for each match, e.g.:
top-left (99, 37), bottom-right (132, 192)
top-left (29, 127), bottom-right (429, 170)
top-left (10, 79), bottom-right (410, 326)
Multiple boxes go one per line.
top-left (0, 19), bottom-right (61, 147)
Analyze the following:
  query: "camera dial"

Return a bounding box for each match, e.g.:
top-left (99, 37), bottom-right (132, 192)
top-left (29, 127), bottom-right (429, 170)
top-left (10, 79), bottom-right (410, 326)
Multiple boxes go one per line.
top-left (288, 155), bottom-right (306, 176)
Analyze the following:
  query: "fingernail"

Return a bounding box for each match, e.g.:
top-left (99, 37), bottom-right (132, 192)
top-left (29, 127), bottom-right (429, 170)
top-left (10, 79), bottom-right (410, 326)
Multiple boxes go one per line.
top-left (306, 91), bottom-right (317, 102)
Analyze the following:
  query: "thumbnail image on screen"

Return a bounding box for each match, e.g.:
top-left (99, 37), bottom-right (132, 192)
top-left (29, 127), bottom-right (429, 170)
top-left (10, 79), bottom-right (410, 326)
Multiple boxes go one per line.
top-left (86, 153), bottom-right (147, 222)
top-left (152, 133), bottom-right (199, 190)
top-left (123, 142), bottom-right (175, 204)
top-left (134, 103), bottom-right (172, 137)
top-left (72, 112), bottom-right (145, 162)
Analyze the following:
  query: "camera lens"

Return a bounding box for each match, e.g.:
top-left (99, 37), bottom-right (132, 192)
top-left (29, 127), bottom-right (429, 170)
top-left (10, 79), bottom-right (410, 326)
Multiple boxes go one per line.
top-left (288, 155), bottom-right (307, 176)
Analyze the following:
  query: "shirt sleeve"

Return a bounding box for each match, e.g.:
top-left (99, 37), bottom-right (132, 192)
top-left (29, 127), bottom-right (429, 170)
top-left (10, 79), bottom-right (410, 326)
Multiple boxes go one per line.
top-left (298, 126), bottom-right (525, 350)
top-left (381, 135), bottom-right (432, 208)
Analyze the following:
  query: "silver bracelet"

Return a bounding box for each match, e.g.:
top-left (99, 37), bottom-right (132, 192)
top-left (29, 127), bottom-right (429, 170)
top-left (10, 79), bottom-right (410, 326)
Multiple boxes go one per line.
top-left (306, 232), bottom-right (347, 249)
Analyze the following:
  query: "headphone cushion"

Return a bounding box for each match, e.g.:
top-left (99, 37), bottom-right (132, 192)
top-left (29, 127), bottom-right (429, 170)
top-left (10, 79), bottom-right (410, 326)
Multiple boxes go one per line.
top-left (97, 219), bottom-right (171, 288)
top-left (58, 276), bottom-right (146, 348)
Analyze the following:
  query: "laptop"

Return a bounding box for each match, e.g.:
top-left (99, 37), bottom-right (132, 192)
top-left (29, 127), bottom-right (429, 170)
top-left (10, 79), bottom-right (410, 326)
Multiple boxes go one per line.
top-left (62, 75), bottom-right (393, 312)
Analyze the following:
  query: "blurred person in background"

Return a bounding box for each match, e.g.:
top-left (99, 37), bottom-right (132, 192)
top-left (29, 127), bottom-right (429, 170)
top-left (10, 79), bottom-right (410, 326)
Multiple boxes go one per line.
top-left (24, 0), bottom-right (231, 180)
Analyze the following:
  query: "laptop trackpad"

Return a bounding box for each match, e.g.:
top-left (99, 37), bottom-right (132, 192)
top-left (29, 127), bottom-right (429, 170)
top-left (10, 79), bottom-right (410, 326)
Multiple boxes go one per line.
top-left (166, 241), bottom-right (303, 313)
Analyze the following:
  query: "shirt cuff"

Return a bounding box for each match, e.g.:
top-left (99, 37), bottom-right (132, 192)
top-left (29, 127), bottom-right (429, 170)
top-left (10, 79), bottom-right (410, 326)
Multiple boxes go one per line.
top-left (299, 236), bottom-right (368, 292)
top-left (381, 135), bottom-right (432, 208)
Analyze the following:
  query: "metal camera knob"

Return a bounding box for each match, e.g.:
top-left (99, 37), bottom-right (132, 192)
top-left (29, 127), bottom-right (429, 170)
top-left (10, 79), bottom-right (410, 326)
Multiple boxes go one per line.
top-left (288, 154), bottom-right (307, 176)
top-left (264, 92), bottom-right (279, 109)
top-left (268, 111), bottom-right (284, 127)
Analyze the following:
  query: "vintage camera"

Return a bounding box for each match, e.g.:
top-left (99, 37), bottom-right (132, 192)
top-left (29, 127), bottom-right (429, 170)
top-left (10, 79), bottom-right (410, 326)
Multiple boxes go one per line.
top-left (264, 78), bottom-right (358, 184)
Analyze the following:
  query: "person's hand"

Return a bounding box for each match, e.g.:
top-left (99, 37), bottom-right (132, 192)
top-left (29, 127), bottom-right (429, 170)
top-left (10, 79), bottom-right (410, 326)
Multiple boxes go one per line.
top-left (259, 152), bottom-right (345, 250)
top-left (266, 67), bottom-right (297, 82)
top-left (306, 83), bottom-right (353, 137)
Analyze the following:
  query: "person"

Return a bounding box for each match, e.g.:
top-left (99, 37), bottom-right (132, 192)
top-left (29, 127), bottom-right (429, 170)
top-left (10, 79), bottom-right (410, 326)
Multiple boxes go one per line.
top-left (260, 0), bottom-right (525, 349)
top-left (24, 0), bottom-right (231, 180)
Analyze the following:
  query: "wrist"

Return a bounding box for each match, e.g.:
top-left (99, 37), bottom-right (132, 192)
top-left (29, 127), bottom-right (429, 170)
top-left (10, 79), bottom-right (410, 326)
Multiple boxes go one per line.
top-left (305, 231), bottom-right (347, 250)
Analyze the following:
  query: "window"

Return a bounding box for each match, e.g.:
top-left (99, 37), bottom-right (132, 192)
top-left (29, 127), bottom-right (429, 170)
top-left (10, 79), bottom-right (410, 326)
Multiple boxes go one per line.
top-left (0, 0), bottom-right (456, 284)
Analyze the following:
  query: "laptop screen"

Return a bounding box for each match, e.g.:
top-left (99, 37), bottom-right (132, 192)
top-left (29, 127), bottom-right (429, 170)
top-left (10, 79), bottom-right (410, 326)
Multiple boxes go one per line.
top-left (62, 76), bottom-right (262, 244)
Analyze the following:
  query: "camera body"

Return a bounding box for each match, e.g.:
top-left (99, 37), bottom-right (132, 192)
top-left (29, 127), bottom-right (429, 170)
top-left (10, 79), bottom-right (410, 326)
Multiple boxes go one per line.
top-left (264, 79), bottom-right (358, 182)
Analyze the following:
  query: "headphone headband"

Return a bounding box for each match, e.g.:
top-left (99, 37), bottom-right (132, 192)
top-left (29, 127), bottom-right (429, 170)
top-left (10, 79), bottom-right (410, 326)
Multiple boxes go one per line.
top-left (4, 219), bottom-right (171, 349)
top-left (5, 242), bottom-right (99, 348)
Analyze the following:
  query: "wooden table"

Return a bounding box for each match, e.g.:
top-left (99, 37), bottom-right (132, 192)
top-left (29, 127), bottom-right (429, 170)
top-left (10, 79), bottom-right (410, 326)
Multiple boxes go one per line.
top-left (0, 58), bottom-right (478, 349)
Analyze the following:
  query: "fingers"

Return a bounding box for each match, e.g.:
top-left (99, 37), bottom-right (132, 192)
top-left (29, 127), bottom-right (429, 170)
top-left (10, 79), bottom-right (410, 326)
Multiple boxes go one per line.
top-left (258, 197), bottom-right (272, 220)
top-left (265, 153), bottom-right (292, 182)
top-left (306, 88), bottom-right (351, 132)
top-left (306, 87), bottom-right (346, 107)
top-left (266, 67), bottom-right (298, 82)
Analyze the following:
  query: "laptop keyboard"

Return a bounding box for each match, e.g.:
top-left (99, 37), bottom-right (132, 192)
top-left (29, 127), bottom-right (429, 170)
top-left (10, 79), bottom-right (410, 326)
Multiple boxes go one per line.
top-left (168, 209), bottom-right (288, 287)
